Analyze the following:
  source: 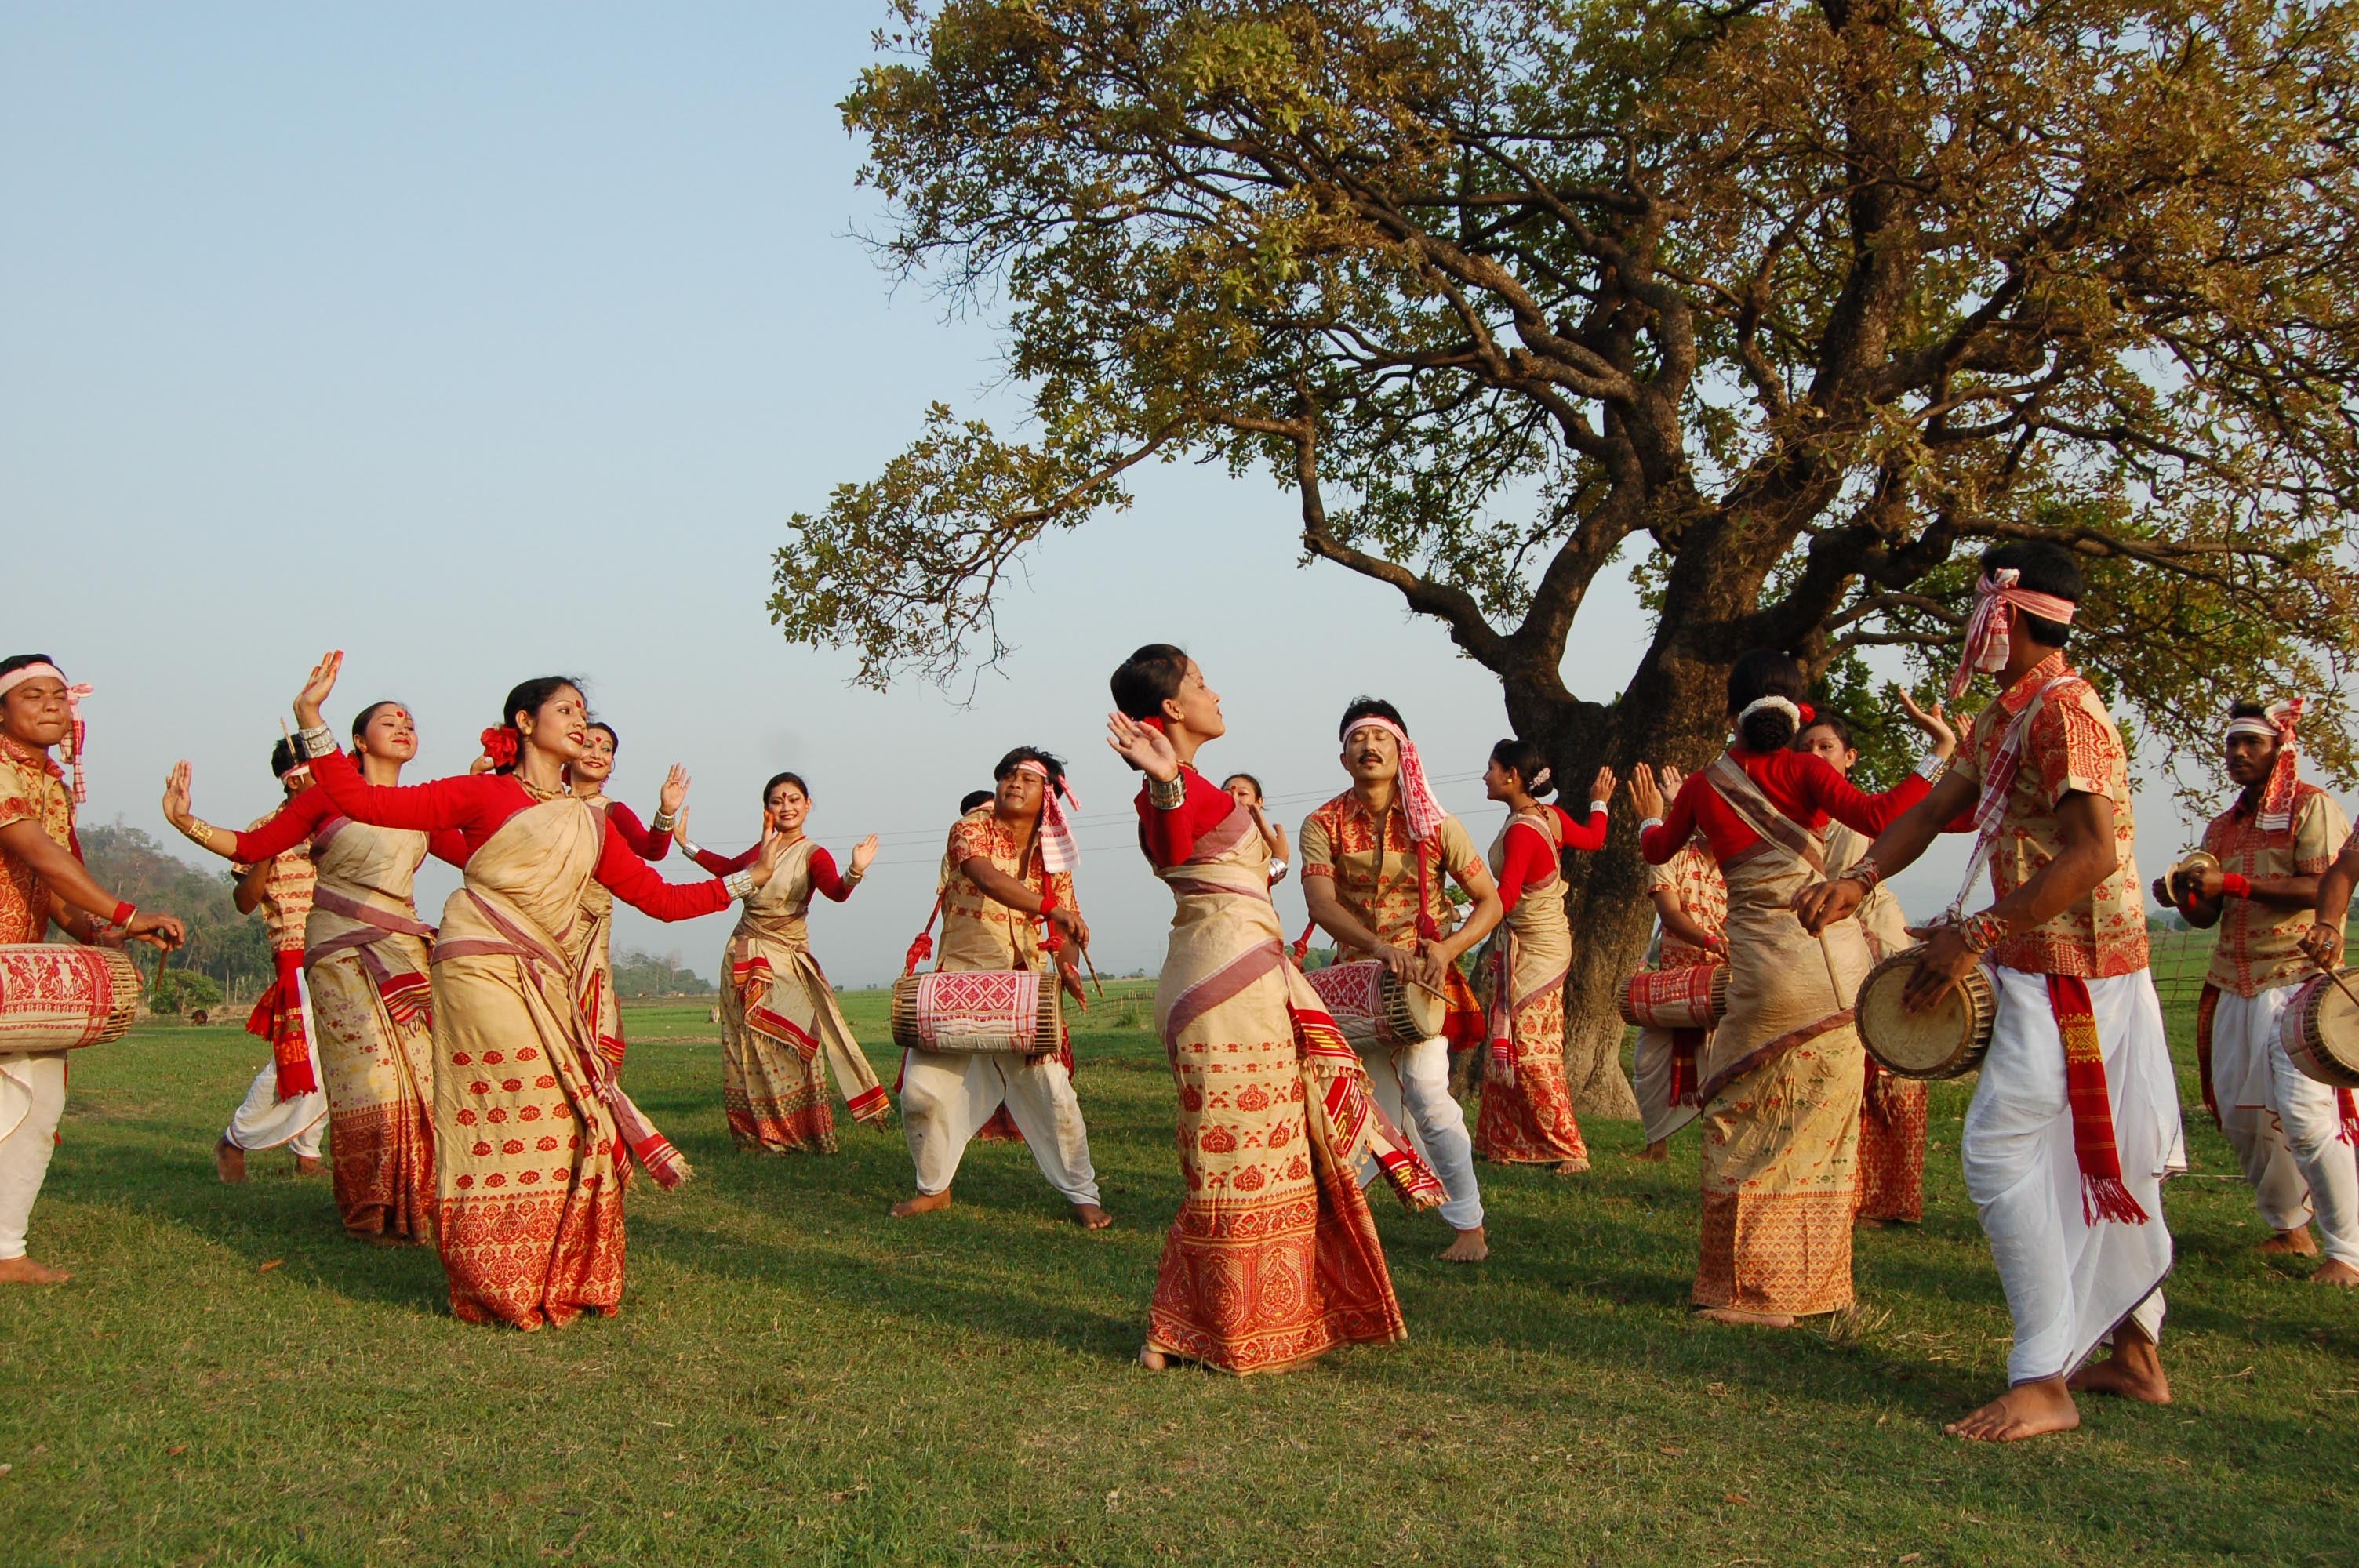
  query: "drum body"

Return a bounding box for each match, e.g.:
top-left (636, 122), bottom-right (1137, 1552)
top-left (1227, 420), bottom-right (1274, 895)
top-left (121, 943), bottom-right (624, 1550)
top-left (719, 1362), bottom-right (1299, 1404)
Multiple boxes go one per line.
top-left (1306, 959), bottom-right (1441, 1050)
top-left (1855, 947), bottom-right (1994, 1080)
top-left (1618, 964), bottom-right (1728, 1030)
top-left (0, 944), bottom-right (142, 1051)
top-left (890, 967), bottom-right (1063, 1054)
top-left (2279, 971), bottom-right (2359, 1091)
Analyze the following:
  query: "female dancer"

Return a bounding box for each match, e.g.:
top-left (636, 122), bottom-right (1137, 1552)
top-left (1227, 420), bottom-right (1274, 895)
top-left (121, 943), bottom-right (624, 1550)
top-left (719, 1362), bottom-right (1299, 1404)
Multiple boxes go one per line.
top-left (164, 701), bottom-right (466, 1243)
top-left (675, 772), bottom-right (892, 1152)
top-left (566, 722), bottom-right (688, 1070)
top-left (1793, 700), bottom-right (1956, 1226)
top-left (1221, 773), bottom-right (1290, 884)
top-left (284, 652), bottom-right (786, 1330)
top-left (1474, 739), bottom-right (1611, 1172)
top-left (1630, 651), bottom-right (1942, 1328)
top-left (1108, 643), bottom-right (1440, 1374)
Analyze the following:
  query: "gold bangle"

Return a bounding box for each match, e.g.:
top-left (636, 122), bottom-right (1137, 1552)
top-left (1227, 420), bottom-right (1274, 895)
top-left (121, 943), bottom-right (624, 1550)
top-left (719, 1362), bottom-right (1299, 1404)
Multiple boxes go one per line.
top-left (182, 818), bottom-right (220, 848)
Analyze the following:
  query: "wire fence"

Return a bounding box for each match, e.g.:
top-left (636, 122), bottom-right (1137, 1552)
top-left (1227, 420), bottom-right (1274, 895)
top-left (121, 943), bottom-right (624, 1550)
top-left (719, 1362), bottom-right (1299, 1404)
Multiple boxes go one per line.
top-left (2146, 920), bottom-right (2217, 1012)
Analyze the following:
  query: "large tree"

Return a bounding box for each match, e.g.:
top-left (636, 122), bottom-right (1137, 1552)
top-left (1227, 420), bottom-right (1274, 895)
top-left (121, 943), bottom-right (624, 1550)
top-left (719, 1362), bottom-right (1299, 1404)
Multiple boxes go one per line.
top-left (780, 0), bottom-right (2359, 1112)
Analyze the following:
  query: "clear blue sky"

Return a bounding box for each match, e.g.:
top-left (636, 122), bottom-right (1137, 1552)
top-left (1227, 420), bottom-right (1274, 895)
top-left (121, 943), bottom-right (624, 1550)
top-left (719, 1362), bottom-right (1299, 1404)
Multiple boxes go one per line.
top-left (9, 5), bottom-right (2246, 985)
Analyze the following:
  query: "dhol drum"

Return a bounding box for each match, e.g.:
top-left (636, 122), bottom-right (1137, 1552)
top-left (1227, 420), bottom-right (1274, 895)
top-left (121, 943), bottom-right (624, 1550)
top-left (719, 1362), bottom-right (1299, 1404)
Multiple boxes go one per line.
top-left (1305, 959), bottom-right (1445, 1050)
top-left (2277, 970), bottom-right (2359, 1091)
top-left (1855, 946), bottom-right (1996, 1080)
top-left (890, 966), bottom-right (1063, 1054)
top-left (0, 944), bottom-right (143, 1051)
top-left (1618, 963), bottom-right (1728, 1030)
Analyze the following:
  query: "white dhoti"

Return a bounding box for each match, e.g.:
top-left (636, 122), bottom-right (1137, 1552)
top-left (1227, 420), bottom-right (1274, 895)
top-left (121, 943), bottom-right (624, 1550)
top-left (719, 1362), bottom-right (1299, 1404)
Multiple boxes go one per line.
top-left (1632, 1025), bottom-right (1702, 1145)
top-left (1355, 1034), bottom-right (1484, 1231)
top-left (900, 1048), bottom-right (1100, 1205)
top-left (0, 1050), bottom-right (70, 1261)
top-left (224, 967), bottom-right (326, 1156)
top-left (2212, 984), bottom-right (2359, 1267)
top-left (1964, 965), bottom-right (2181, 1385)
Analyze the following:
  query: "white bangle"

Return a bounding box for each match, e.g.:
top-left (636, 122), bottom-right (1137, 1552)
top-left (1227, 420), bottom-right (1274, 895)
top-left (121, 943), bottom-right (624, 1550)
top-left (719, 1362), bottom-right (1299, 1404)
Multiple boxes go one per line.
top-left (1638, 816), bottom-right (1665, 835)
top-left (680, 838), bottom-right (706, 860)
top-left (651, 809), bottom-right (678, 833)
top-left (296, 724), bottom-right (336, 760)
top-left (1147, 773), bottom-right (1187, 811)
top-left (1588, 801), bottom-right (1610, 819)
top-left (1913, 752), bottom-right (1949, 782)
top-left (722, 870), bottom-right (756, 901)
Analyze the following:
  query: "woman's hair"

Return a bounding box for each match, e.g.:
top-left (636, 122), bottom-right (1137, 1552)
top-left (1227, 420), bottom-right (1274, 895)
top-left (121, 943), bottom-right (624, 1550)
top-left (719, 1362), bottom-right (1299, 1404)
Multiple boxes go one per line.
top-left (1338, 696), bottom-right (1406, 741)
top-left (1728, 649), bottom-right (1810, 753)
top-left (1488, 738), bottom-right (1556, 798)
top-left (1222, 772), bottom-right (1264, 801)
top-left (1794, 710), bottom-right (1856, 753)
top-left (1110, 643), bottom-right (1190, 721)
top-left (994, 746), bottom-right (1065, 786)
top-left (959, 789), bottom-right (994, 815)
top-left (762, 771), bottom-right (810, 804)
top-left (0, 654), bottom-right (58, 681)
top-left (1981, 540), bottom-right (2082, 649)
top-left (586, 720), bottom-right (619, 750)
top-left (350, 700), bottom-right (405, 743)
top-left (270, 738), bottom-right (300, 779)
top-left (490, 676), bottom-right (584, 773)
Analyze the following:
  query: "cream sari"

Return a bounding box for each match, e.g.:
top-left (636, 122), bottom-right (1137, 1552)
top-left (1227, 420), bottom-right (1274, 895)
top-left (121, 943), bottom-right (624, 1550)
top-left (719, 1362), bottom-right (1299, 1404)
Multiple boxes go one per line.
top-left (430, 795), bottom-right (686, 1330)
top-left (1692, 760), bottom-right (1868, 1316)
top-left (721, 837), bottom-right (891, 1152)
top-left (303, 815), bottom-right (438, 1241)
top-left (1474, 808), bottom-right (1587, 1167)
top-left (1824, 819), bottom-right (1928, 1225)
top-left (1147, 789), bottom-right (1431, 1374)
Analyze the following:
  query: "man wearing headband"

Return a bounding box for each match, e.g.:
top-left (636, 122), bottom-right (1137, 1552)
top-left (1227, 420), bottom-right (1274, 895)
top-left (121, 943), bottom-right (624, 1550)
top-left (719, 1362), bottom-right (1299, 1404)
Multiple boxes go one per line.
top-left (211, 738), bottom-right (329, 1184)
top-left (1300, 699), bottom-right (1503, 1262)
top-left (892, 746), bottom-right (1109, 1229)
top-left (1796, 541), bottom-right (2181, 1441)
top-left (2171, 702), bottom-right (2359, 1285)
top-left (0, 654), bottom-right (187, 1286)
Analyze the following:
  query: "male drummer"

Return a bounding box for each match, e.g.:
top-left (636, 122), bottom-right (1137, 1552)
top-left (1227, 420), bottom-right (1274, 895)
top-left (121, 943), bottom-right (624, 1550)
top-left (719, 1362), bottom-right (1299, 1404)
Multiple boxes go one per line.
top-left (1797, 542), bottom-right (2179, 1442)
top-left (0, 655), bottom-right (185, 1285)
top-left (1300, 698), bottom-right (1503, 1261)
top-left (892, 747), bottom-right (1109, 1229)
top-left (2164, 700), bottom-right (2357, 1285)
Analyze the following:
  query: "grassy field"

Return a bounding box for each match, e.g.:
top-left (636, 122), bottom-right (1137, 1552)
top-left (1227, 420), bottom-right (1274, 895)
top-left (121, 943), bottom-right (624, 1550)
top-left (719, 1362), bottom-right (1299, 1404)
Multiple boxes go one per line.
top-left (3, 966), bottom-right (2354, 1566)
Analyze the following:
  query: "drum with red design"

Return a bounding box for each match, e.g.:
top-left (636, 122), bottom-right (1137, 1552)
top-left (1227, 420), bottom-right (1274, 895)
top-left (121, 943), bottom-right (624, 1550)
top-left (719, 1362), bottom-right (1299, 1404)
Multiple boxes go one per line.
top-left (1304, 959), bottom-right (1444, 1050)
top-left (1617, 963), bottom-right (1728, 1031)
top-left (0, 944), bottom-right (143, 1051)
top-left (889, 964), bottom-right (1064, 1054)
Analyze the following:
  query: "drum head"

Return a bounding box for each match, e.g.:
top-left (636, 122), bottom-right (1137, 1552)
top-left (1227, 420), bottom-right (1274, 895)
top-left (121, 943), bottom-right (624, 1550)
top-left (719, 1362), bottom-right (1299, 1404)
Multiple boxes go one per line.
top-left (1398, 976), bottom-right (1445, 1040)
top-left (2306, 969), bottom-right (2359, 1083)
top-left (1857, 953), bottom-right (1979, 1078)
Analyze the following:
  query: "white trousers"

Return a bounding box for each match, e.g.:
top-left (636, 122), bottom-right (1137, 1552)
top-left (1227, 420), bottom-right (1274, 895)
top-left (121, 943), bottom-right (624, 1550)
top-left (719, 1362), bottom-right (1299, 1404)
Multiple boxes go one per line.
top-left (0, 1051), bottom-right (69, 1261)
top-left (2212, 984), bottom-right (2359, 1266)
top-left (1632, 1025), bottom-right (1702, 1145)
top-left (901, 1049), bottom-right (1100, 1205)
top-left (1964, 966), bottom-right (2180, 1385)
top-left (1356, 1035), bottom-right (1485, 1231)
top-left (224, 1059), bottom-right (327, 1156)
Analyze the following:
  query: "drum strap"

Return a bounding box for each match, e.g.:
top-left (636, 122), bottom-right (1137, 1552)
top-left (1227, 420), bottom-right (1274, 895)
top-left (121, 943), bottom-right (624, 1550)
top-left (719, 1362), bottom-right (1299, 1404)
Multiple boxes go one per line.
top-left (1946, 676), bottom-right (2079, 922)
top-left (903, 893), bottom-right (944, 975)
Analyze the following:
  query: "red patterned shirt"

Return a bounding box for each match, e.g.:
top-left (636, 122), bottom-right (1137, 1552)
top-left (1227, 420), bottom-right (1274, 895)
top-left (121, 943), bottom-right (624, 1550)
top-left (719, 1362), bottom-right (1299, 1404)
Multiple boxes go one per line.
top-left (1951, 652), bottom-right (2147, 978)
top-left (2201, 783), bottom-right (2347, 997)
top-left (1297, 790), bottom-right (1485, 952)
top-left (0, 732), bottom-right (75, 945)
top-left (231, 807), bottom-right (316, 956)
top-left (937, 806), bottom-right (1078, 971)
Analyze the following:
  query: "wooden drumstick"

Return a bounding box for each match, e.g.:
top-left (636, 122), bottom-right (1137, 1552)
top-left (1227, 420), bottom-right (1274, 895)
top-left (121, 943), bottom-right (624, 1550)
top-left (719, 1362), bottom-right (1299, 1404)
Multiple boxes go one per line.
top-left (1080, 946), bottom-right (1104, 999)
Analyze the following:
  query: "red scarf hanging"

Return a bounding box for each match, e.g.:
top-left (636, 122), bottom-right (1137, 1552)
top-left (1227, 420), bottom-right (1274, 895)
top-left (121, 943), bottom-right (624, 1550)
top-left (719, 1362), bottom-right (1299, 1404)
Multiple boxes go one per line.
top-left (2047, 974), bottom-right (2149, 1225)
top-left (243, 949), bottom-right (317, 1100)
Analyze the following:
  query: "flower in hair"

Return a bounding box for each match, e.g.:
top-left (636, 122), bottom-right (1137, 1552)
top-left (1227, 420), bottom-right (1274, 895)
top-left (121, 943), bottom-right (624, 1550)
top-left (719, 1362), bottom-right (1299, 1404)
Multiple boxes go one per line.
top-left (478, 725), bottom-right (520, 769)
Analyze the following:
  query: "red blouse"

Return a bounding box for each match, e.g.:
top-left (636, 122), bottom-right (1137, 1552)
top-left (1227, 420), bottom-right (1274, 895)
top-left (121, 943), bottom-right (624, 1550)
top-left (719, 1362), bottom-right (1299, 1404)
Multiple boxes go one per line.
top-left (601, 800), bottom-right (671, 862)
top-left (304, 746), bottom-right (730, 922)
top-left (229, 783), bottom-right (469, 869)
top-left (1639, 748), bottom-right (1929, 867)
top-left (1132, 768), bottom-right (1240, 869)
top-left (690, 840), bottom-right (852, 902)
top-left (1496, 804), bottom-right (1606, 913)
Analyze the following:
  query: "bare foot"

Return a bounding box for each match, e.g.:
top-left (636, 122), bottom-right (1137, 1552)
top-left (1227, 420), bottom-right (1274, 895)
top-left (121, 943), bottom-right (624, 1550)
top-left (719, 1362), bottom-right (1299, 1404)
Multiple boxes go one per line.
top-left (0, 1255), bottom-right (71, 1285)
top-left (2259, 1227), bottom-right (2320, 1256)
top-left (1072, 1203), bottom-right (1114, 1230)
top-left (2312, 1258), bottom-right (2359, 1287)
top-left (1946, 1377), bottom-right (2081, 1442)
top-left (2068, 1339), bottom-right (2171, 1405)
top-left (1628, 1140), bottom-right (1668, 1163)
top-left (1856, 1216), bottom-right (1889, 1230)
top-left (889, 1189), bottom-right (953, 1219)
top-left (215, 1138), bottom-right (247, 1185)
top-left (1553, 1159), bottom-right (1587, 1176)
top-left (1439, 1225), bottom-right (1488, 1263)
top-left (293, 1154), bottom-right (325, 1178)
top-left (1138, 1347), bottom-right (1172, 1370)
top-left (1696, 1306), bottom-right (1794, 1329)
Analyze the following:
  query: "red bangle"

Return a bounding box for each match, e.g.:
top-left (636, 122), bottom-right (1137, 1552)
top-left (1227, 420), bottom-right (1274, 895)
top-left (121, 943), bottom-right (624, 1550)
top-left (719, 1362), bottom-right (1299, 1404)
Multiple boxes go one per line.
top-left (1038, 889), bottom-right (1058, 918)
top-left (2221, 873), bottom-right (2252, 899)
top-left (113, 902), bottom-right (136, 927)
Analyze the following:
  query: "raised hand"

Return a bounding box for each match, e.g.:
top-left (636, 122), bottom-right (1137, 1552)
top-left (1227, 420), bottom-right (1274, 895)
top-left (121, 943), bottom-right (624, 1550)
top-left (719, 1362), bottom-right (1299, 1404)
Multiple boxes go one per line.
top-left (1105, 711), bottom-right (1181, 782)
top-left (1896, 687), bottom-right (1958, 759)
top-left (1626, 764), bottom-right (1667, 822)
top-left (1589, 764), bottom-right (1616, 804)
top-left (293, 651), bottom-right (343, 731)
top-left (849, 833), bottom-right (880, 876)
top-left (161, 761), bottom-right (194, 829)
top-left (671, 806), bottom-right (694, 849)
top-left (750, 824), bottom-right (791, 889)
top-left (659, 764), bottom-right (691, 818)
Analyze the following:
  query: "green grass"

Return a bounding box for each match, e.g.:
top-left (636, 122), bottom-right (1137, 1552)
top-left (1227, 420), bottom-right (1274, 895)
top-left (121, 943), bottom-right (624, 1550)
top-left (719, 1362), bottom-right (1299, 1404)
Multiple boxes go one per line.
top-left (3, 975), bottom-right (2353, 1566)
